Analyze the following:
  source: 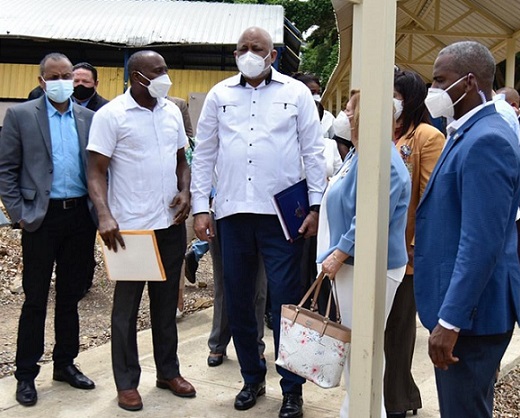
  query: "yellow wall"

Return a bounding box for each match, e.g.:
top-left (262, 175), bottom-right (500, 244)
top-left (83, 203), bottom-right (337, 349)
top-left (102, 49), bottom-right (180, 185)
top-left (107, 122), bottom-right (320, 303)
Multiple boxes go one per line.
top-left (0, 64), bottom-right (40, 99)
top-left (0, 64), bottom-right (236, 101)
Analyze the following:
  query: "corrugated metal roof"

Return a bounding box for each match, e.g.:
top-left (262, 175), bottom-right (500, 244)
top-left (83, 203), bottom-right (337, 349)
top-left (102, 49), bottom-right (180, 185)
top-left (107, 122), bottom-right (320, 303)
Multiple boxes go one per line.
top-left (325, 0), bottom-right (520, 111)
top-left (0, 0), bottom-right (285, 47)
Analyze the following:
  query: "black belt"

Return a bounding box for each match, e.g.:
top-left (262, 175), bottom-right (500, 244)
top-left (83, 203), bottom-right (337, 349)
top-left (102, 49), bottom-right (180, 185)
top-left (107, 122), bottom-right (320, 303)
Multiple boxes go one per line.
top-left (48, 196), bottom-right (87, 210)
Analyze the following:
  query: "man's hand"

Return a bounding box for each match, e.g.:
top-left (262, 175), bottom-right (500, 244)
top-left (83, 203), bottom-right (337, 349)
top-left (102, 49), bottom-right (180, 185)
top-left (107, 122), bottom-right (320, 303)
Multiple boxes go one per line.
top-left (170, 189), bottom-right (191, 225)
top-left (193, 213), bottom-right (214, 241)
top-left (428, 323), bottom-right (460, 370)
top-left (98, 215), bottom-right (125, 252)
top-left (298, 211), bottom-right (319, 239)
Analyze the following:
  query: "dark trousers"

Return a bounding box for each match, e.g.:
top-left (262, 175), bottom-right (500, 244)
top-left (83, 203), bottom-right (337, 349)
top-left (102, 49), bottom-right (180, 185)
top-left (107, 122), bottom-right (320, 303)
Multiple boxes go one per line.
top-left (208, 217), bottom-right (266, 356)
top-left (434, 331), bottom-right (513, 418)
top-left (111, 224), bottom-right (186, 390)
top-left (15, 200), bottom-right (96, 381)
top-left (384, 274), bottom-right (422, 412)
top-left (218, 214), bottom-right (306, 395)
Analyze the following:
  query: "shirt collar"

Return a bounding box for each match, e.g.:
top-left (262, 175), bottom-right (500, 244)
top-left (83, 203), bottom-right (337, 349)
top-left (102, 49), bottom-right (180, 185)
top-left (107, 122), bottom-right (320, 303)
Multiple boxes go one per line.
top-left (45, 95), bottom-right (74, 117)
top-left (446, 102), bottom-right (487, 138)
top-left (124, 87), bottom-right (167, 110)
top-left (227, 67), bottom-right (284, 88)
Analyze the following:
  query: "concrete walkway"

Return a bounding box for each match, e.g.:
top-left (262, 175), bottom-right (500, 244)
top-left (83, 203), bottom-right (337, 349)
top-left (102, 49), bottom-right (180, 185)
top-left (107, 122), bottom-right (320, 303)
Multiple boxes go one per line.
top-left (0, 308), bottom-right (519, 417)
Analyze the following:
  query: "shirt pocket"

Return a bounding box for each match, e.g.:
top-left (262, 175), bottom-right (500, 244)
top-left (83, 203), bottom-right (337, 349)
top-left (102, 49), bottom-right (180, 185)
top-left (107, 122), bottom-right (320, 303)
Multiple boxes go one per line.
top-left (216, 103), bottom-right (239, 123)
top-left (268, 101), bottom-right (298, 132)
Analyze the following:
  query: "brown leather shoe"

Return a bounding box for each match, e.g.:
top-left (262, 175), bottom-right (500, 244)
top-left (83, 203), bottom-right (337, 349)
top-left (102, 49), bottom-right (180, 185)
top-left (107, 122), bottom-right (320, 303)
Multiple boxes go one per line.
top-left (117, 389), bottom-right (143, 411)
top-left (156, 376), bottom-right (196, 398)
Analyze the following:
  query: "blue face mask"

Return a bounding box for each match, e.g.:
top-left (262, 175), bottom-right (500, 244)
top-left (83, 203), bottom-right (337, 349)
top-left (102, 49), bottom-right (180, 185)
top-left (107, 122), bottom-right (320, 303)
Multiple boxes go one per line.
top-left (43, 78), bottom-right (74, 103)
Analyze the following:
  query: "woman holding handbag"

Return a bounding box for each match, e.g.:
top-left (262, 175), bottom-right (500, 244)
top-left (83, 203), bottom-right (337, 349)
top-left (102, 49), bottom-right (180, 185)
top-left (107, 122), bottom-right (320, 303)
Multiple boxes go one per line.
top-left (317, 90), bottom-right (411, 418)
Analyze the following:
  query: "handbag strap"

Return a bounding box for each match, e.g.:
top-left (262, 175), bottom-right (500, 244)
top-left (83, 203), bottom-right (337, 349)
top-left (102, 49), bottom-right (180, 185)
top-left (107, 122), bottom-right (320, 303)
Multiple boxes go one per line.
top-left (298, 271), bottom-right (344, 325)
top-left (297, 271), bottom-right (326, 309)
top-left (331, 278), bottom-right (343, 325)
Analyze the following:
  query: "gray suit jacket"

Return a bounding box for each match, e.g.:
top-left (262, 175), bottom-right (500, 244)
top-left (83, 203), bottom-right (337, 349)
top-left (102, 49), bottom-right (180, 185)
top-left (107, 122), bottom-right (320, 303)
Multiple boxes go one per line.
top-left (0, 96), bottom-right (94, 232)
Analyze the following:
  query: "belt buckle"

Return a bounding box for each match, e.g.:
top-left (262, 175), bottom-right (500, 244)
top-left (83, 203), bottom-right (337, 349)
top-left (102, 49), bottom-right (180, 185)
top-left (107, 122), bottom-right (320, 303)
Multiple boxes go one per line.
top-left (62, 199), bottom-right (76, 210)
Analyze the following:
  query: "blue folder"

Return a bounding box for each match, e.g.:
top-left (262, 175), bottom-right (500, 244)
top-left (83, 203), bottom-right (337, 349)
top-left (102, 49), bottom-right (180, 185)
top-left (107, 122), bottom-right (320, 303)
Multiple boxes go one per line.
top-left (272, 179), bottom-right (309, 242)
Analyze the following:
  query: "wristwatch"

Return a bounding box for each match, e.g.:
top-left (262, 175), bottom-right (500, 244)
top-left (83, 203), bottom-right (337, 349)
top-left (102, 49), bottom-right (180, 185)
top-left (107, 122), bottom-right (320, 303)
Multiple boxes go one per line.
top-left (309, 205), bottom-right (320, 213)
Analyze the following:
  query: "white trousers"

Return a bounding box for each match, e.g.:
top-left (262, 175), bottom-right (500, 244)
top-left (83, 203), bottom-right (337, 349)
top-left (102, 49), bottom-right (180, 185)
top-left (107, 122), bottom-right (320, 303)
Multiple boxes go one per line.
top-left (334, 263), bottom-right (404, 418)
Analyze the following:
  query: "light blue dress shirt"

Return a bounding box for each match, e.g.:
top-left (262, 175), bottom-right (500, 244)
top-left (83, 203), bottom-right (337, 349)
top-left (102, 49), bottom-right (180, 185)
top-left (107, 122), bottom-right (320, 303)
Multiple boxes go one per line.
top-left (45, 96), bottom-right (87, 198)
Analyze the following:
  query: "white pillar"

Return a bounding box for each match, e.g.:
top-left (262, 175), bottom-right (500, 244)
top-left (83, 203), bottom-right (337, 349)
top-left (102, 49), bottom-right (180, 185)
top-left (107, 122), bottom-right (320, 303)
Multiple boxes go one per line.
top-left (506, 38), bottom-right (516, 88)
top-left (349, 0), bottom-right (397, 416)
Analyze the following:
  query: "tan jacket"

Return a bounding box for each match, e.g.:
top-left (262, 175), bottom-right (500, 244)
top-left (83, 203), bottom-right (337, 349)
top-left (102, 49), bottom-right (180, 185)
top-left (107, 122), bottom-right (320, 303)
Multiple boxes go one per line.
top-left (395, 123), bottom-right (445, 274)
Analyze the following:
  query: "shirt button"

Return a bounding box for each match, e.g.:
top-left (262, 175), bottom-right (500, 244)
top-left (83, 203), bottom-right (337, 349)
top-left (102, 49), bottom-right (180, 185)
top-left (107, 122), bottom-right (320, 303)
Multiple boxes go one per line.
top-left (251, 128), bottom-right (254, 130)
top-left (248, 160), bottom-right (252, 163)
top-left (249, 144), bottom-right (252, 146)
top-left (252, 114), bottom-right (255, 117)
top-left (49, 168), bottom-right (53, 173)
top-left (248, 178), bottom-right (251, 181)
top-left (45, 190), bottom-right (50, 195)
top-left (253, 101), bottom-right (256, 104)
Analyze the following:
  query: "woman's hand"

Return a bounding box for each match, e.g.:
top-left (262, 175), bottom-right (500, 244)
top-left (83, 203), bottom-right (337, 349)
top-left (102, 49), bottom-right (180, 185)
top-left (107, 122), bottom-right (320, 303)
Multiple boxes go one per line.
top-left (321, 250), bottom-right (349, 279)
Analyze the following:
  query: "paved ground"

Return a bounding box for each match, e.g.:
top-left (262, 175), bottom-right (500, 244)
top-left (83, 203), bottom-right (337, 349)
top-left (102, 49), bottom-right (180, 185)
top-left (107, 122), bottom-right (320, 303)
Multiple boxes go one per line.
top-left (0, 308), bottom-right (519, 417)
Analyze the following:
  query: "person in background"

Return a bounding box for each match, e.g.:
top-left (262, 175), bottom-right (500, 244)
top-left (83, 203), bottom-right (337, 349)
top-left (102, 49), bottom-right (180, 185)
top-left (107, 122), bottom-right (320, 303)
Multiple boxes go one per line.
top-left (167, 95), bottom-right (195, 319)
top-left (206, 218), bottom-right (267, 367)
top-left (384, 69), bottom-right (445, 418)
top-left (496, 86), bottom-right (520, 118)
top-left (332, 109), bottom-right (354, 160)
top-left (27, 86), bottom-right (44, 100)
top-left (69, 62), bottom-right (109, 296)
top-left (416, 41), bottom-right (520, 418)
top-left (72, 62), bottom-right (109, 111)
top-left (318, 90), bottom-right (411, 418)
top-left (87, 50), bottom-right (195, 412)
top-left (0, 52), bottom-right (97, 407)
top-left (292, 72), bottom-right (335, 139)
top-left (191, 26), bottom-right (326, 418)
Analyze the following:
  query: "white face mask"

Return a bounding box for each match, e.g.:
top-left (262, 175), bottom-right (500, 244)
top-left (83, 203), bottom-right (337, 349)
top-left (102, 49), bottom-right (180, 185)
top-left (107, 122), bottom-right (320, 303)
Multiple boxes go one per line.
top-left (393, 98), bottom-right (403, 121)
top-left (138, 72), bottom-right (172, 98)
top-left (43, 78), bottom-right (74, 103)
top-left (332, 110), bottom-right (351, 141)
top-left (236, 51), bottom-right (270, 79)
top-left (312, 94), bottom-right (322, 102)
top-left (424, 75), bottom-right (468, 119)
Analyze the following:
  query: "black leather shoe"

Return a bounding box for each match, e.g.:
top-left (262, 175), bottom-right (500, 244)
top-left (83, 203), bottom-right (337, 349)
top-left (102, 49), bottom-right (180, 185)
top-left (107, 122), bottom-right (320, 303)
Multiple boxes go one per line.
top-left (234, 381), bottom-right (266, 411)
top-left (16, 380), bottom-right (37, 407)
top-left (387, 410), bottom-right (417, 418)
top-left (265, 311), bottom-right (273, 330)
top-left (279, 393), bottom-right (303, 418)
top-left (207, 353), bottom-right (224, 367)
top-left (184, 249), bottom-right (198, 284)
top-left (53, 365), bottom-right (95, 389)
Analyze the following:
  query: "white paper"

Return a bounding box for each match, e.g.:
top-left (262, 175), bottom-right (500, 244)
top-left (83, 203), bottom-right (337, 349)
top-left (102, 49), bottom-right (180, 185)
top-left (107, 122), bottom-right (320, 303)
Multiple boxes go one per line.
top-left (98, 230), bottom-right (166, 281)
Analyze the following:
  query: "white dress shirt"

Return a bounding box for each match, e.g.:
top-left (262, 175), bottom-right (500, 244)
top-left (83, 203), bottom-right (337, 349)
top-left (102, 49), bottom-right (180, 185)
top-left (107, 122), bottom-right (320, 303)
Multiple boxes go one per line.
top-left (191, 68), bottom-right (326, 219)
top-left (87, 89), bottom-right (187, 230)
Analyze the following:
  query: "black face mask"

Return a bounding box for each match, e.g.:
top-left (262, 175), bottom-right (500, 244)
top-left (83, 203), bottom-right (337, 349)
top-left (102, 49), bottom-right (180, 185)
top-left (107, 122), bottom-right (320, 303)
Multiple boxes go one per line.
top-left (73, 85), bottom-right (95, 101)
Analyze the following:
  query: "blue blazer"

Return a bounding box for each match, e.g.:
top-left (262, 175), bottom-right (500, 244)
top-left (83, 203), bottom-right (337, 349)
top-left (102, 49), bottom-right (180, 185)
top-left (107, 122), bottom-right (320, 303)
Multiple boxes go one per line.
top-left (414, 104), bottom-right (520, 335)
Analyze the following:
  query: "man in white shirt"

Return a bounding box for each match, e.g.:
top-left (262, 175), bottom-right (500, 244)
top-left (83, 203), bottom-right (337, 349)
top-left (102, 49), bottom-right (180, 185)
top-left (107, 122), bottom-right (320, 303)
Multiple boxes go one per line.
top-left (87, 50), bottom-right (195, 412)
top-left (191, 27), bottom-right (326, 418)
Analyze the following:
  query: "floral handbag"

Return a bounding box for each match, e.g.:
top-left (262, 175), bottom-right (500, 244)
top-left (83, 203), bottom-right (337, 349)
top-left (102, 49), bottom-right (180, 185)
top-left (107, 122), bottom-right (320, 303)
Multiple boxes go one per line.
top-left (276, 272), bottom-right (351, 389)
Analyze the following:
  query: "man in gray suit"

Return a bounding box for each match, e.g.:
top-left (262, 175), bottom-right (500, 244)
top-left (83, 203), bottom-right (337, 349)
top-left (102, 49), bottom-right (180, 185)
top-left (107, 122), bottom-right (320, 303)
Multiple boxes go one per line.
top-left (0, 53), bottom-right (97, 407)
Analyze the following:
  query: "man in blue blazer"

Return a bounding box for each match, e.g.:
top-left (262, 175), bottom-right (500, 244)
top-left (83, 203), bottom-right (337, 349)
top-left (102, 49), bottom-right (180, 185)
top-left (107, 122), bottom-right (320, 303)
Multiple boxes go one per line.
top-left (0, 53), bottom-right (97, 406)
top-left (415, 41), bottom-right (520, 417)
